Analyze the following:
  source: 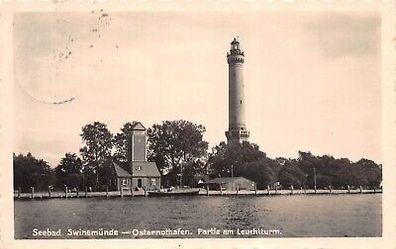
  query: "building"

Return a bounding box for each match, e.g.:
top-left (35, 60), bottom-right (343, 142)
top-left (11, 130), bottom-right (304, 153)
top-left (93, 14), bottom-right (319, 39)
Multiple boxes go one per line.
top-left (113, 122), bottom-right (161, 191)
top-left (225, 37), bottom-right (250, 145)
top-left (204, 176), bottom-right (256, 191)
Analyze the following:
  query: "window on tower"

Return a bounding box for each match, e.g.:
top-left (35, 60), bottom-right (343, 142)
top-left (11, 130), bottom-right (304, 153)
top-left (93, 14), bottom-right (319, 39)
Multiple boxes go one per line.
top-left (240, 100), bottom-right (242, 104)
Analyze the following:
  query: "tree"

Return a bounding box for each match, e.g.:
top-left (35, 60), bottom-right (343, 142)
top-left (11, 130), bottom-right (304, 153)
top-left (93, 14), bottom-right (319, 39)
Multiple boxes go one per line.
top-left (354, 159), bottom-right (382, 188)
top-left (207, 141), bottom-right (267, 177)
top-left (297, 151), bottom-right (327, 188)
top-left (97, 158), bottom-right (118, 191)
top-left (55, 153), bottom-right (83, 189)
top-left (79, 122), bottom-right (113, 190)
top-left (278, 159), bottom-right (307, 188)
top-left (147, 120), bottom-right (209, 186)
top-left (296, 151), bottom-right (382, 189)
top-left (56, 153), bottom-right (82, 175)
top-left (113, 121), bottom-right (138, 162)
top-left (239, 158), bottom-right (279, 189)
top-left (13, 152), bottom-right (55, 191)
top-left (174, 158), bottom-right (207, 187)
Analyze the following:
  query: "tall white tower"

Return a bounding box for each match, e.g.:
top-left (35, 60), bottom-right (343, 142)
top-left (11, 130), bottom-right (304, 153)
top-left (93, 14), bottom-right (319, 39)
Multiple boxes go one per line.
top-left (225, 37), bottom-right (250, 144)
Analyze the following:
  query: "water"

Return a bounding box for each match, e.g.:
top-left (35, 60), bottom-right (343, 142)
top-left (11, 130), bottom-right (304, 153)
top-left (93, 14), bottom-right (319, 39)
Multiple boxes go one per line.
top-left (14, 194), bottom-right (381, 239)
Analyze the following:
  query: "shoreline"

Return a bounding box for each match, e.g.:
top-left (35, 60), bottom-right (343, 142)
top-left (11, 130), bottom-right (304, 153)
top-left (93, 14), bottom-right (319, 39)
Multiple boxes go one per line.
top-left (13, 188), bottom-right (382, 200)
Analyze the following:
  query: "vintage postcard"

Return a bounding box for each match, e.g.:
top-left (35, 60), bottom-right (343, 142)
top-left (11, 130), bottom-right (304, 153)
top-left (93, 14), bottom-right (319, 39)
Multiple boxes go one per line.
top-left (0, 1), bottom-right (395, 249)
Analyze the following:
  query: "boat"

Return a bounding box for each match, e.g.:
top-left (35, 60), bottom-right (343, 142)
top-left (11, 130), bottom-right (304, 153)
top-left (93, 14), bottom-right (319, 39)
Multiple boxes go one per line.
top-left (148, 187), bottom-right (200, 197)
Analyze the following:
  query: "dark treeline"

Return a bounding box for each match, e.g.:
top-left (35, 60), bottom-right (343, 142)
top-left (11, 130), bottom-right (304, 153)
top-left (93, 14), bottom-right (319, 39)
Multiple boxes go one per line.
top-left (207, 142), bottom-right (382, 189)
top-left (14, 153), bottom-right (55, 192)
top-left (13, 120), bottom-right (382, 192)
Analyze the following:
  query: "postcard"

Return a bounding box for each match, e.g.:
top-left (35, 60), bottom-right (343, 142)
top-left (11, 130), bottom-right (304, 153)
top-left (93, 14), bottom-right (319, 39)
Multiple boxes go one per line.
top-left (0, 1), bottom-right (395, 249)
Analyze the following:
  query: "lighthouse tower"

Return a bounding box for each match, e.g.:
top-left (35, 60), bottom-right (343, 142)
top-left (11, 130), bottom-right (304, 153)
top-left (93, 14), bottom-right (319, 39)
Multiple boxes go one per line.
top-left (225, 37), bottom-right (250, 144)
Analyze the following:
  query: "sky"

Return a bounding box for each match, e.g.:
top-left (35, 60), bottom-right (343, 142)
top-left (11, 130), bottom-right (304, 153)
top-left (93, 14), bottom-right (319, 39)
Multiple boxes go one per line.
top-left (13, 11), bottom-right (381, 167)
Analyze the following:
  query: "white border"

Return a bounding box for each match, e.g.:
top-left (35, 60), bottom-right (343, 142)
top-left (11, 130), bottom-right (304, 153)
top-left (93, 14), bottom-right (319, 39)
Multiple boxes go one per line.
top-left (1, 1), bottom-right (395, 249)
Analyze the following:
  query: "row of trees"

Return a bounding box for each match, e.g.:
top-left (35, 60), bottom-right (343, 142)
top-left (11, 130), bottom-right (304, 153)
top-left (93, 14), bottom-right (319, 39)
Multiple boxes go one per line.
top-left (13, 120), bottom-right (382, 191)
top-left (207, 143), bottom-right (381, 189)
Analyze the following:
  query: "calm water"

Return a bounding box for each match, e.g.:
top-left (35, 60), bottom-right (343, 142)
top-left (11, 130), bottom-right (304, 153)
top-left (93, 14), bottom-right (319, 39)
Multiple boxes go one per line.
top-left (14, 194), bottom-right (381, 239)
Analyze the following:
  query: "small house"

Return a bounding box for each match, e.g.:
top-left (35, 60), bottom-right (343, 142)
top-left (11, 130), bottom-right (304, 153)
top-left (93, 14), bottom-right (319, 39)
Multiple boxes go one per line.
top-left (204, 176), bottom-right (256, 191)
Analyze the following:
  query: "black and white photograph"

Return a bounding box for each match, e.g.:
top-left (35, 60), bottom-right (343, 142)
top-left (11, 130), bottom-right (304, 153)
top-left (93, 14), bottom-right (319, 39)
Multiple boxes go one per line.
top-left (1, 2), bottom-right (395, 248)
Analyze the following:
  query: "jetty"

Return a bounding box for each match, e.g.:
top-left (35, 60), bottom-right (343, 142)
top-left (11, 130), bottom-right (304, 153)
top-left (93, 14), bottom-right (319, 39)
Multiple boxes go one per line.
top-left (13, 186), bottom-right (382, 200)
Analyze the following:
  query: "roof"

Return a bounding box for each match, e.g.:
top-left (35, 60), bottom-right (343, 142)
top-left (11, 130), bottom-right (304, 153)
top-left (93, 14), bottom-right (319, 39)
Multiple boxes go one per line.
top-left (205, 176), bottom-right (253, 184)
top-left (132, 122), bottom-right (146, 131)
top-left (132, 161), bottom-right (161, 177)
top-left (113, 162), bottom-right (132, 177)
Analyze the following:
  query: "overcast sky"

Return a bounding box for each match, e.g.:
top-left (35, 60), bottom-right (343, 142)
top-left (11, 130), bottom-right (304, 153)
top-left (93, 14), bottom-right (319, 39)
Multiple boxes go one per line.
top-left (13, 11), bottom-right (381, 167)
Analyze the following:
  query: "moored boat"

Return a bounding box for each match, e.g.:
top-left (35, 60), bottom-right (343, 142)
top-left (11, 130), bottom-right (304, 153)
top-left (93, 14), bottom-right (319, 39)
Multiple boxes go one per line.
top-left (148, 187), bottom-right (200, 196)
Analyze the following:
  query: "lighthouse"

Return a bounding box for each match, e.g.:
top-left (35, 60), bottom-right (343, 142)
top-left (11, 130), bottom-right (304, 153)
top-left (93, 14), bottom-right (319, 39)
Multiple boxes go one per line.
top-left (225, 37), bottom-right (250, 144)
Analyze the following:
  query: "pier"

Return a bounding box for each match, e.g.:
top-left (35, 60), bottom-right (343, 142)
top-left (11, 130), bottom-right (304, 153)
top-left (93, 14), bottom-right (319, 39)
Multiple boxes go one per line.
top-left (201, 188), bottom-right (381, 196)
top-left (13, 187), bottom-right (382, 200)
